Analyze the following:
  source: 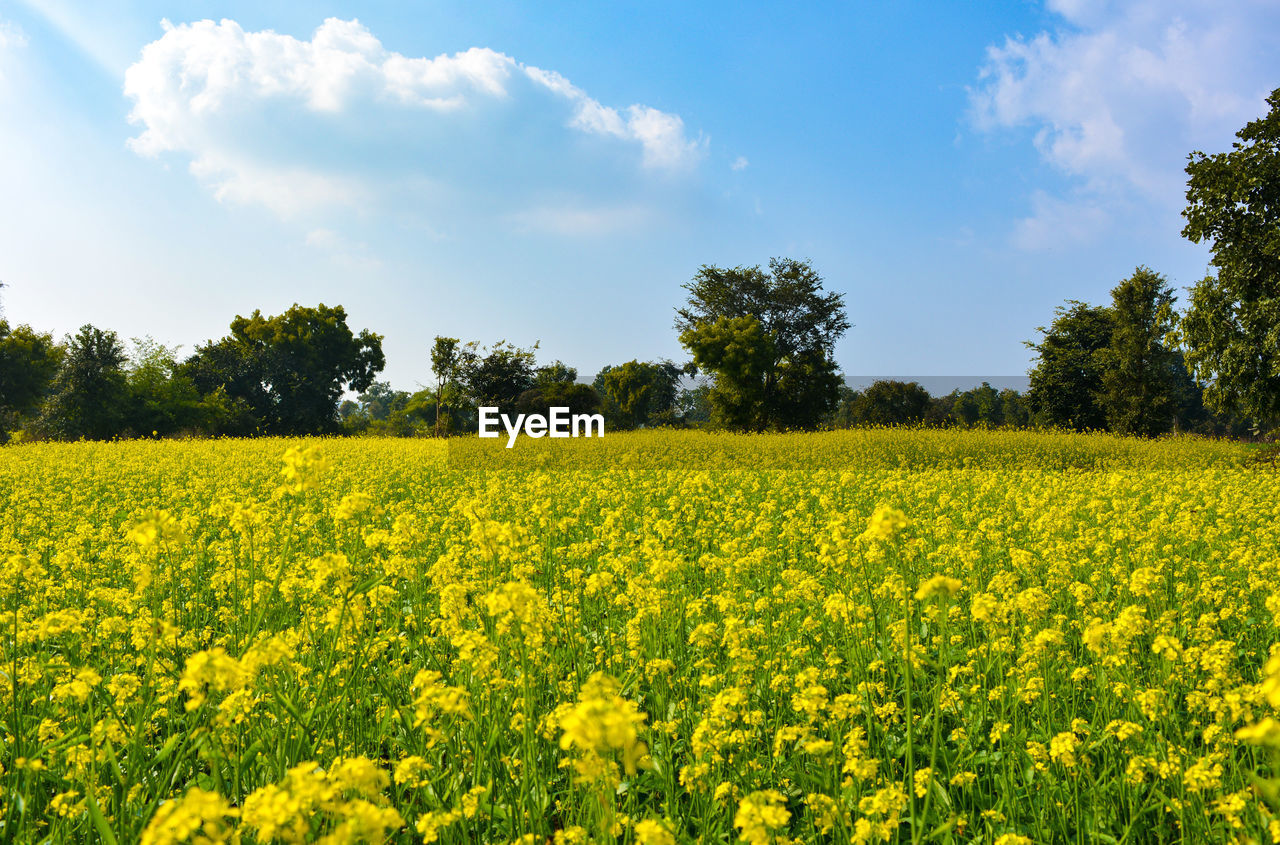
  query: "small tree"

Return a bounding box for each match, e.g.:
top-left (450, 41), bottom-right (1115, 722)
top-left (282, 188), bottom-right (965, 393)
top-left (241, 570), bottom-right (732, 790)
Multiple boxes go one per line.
top-left (126, 337), bottom-right (203, 436)
top-left (515, 383), bottom-right (602, 419)
top-left (38, 324), bottom-right (130, 440)
top-left (596, 360), bottom-right (683, 429)
top-left (431, 336), bottom-right (461, 437)
top-left (356, 382), bottom-right (409, 422)
top-left (459, 340), bottom-right (538, 414)
top-left (675, 258), bottom-right (849, 431)
top-left (0, 320), bottom-right (62, 441)
top-left (1027, 302), bottom-right (1115, 430)
top-left (851, 380), bottom-right (932, 426)
top-left (534, 360), bottom-right (578, 389)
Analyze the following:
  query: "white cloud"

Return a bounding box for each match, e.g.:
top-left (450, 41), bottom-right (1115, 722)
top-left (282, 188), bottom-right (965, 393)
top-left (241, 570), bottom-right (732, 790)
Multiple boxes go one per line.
top-left (192, 154), bottom-right (368, 219)
top-left (1012, 191), bottom-right (1110, 251)
top-left (970, 0), bottom-right (1280, 246)
top-left (124, 18), bottom-right (706, 221)
top-left (731, 156), bottom-right (748, 171)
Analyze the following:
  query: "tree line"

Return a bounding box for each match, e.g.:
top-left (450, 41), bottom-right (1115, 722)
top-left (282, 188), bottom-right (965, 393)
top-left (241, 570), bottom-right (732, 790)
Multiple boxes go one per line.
top-left (2, 87), bottom-right (1278, 442)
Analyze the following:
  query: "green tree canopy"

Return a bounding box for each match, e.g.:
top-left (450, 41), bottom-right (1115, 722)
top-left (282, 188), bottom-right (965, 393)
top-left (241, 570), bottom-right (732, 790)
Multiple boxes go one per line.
top-left (1182, 86), bottom-right (1280, 425)
top-left (850, 380), bottom-right (932, 426)
top-left (38, 324), bottom-right (129, 440)
top-left (1098, 267), bottom-right (1194, 436)
top-left (0, 320), bottom-right (62, 439)
top-left (184, 303), bottom-right (384, 435)
top-left (459, 340), bottom-right (538, 412)
top-left (126, 337), bottom-right (203, 436)
top-left (675, 258), bottom-right (849, 431)
top-left (430, 336), bottom-right (461, 436)
top-left (1027, 301), bottom-right (1115, 431)
top-left (595, 360), bottom-right (683, 429)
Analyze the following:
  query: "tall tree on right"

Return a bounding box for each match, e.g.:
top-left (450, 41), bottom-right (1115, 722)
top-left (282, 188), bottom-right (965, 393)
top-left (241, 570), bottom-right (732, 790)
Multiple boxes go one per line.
top-left (1097, 267), bottom-right (1192, 437)
top-left (1181, 87), bottom-right (1280, 428)
top-left (675, 258), bottom-right (849, 431)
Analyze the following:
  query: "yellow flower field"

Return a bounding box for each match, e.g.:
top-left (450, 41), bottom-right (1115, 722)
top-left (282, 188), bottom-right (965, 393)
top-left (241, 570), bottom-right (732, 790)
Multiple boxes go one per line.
top-left (1, 430), bottom-right (1278, 843)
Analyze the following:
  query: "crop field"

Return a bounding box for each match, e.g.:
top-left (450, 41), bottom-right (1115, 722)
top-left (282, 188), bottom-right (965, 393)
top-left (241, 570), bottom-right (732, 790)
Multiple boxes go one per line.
top-left (2, 430), bottom-right (1279, 844)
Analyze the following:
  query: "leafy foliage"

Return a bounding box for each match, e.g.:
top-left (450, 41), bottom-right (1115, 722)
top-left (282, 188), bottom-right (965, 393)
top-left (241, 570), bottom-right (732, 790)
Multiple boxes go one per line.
top-left (849, 380), bottom-right (932, 426)
top-left (37, 324), bottom-right (130, 440)
top-left (1027, 302), bottom-right (1115, 431)
top-left (676, 258), bottom-right (848, 431)
top-left (458, 340), bottom-right (538, 414)
top-left (185, 303), bottom-right (385, 435)
top-left (125, 337), bottom-right (204, 437)
top-left (595, 360), bottom-right (684, 429)
top-left (1182, 87), bottom-right (1280, 426)
top-left (431, 336), bottom-right (462, 437)
top-left (0, 320), bottom-right (61, 439)
top-left (1097, 267), bottom-right (1195, 436)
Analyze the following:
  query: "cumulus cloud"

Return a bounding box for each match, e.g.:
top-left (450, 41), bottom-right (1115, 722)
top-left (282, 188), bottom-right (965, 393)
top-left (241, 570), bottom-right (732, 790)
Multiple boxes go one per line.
top-left (124, 17), bottom-right (707, 221)
top-left (970, 0), bottom-right (1280, 247)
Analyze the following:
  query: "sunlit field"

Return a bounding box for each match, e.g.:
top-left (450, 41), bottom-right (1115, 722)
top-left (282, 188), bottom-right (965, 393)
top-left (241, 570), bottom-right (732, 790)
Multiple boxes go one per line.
top-left (3, 430), bottom-right (1279, 844)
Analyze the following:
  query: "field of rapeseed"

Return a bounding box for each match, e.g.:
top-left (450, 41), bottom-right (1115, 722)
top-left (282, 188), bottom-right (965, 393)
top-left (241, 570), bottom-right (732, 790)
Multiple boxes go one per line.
top-left (2, 429), bottom-right (1279, 844)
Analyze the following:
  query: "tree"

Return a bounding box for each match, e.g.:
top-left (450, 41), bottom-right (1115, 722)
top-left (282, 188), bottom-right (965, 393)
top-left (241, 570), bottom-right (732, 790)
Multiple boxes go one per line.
top-left (1181, 86), bottom-right (1280, 426)
top-left (675, 258), bottom-right (849, 431)
top-left (515, 382), bottom-right (602, 419)
top-left (1000, 389), bottom-right (1031, 428)
top-left (950, 382), bottom-right (1004, 427)
top-left (431, 337), bottom-right (461, 437)
top-left (0, 320), bottom-right (62, 441)
top-left (1026, 301), bottom-right (1115, 430)
top-left (1097, 267), bottom-right (1191, 436)
top-left (680, 315), bottom-right (775, 430)
top-left (356, 381), bottom-right (409, 422)
top-left (850, 380), bottom-right (932, 426)
top-left (534, 360), bottom-right (577, 390)
top-left (675, 383), bottom-right (712, 425)
top-left (595, 360), bottom-right (683, 429)
top-left (126, 337), bottom-right (204, 436)
top-left (180, 337), bottom-right (269, 435)
top-left (38, 324), bottom-right (130, 440)
top-left (459, 340), bottom-right (538, 413)
top-left (185, 304), bottom-right (384, 435)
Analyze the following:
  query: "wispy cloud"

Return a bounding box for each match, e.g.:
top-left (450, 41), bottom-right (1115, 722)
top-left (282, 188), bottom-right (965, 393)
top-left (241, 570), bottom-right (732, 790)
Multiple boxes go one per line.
top-left (970, 0), bottom-right (1280, 248)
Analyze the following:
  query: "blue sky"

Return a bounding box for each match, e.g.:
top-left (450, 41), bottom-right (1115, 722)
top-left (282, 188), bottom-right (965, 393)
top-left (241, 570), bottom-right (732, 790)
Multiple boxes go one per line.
top-left (1, 1), bottom-right (1277, 390)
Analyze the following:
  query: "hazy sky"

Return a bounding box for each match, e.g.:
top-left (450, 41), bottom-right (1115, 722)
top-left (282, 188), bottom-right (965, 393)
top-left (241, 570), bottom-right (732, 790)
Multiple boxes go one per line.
top-left (1, 1), bottom-right (1277, 389)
